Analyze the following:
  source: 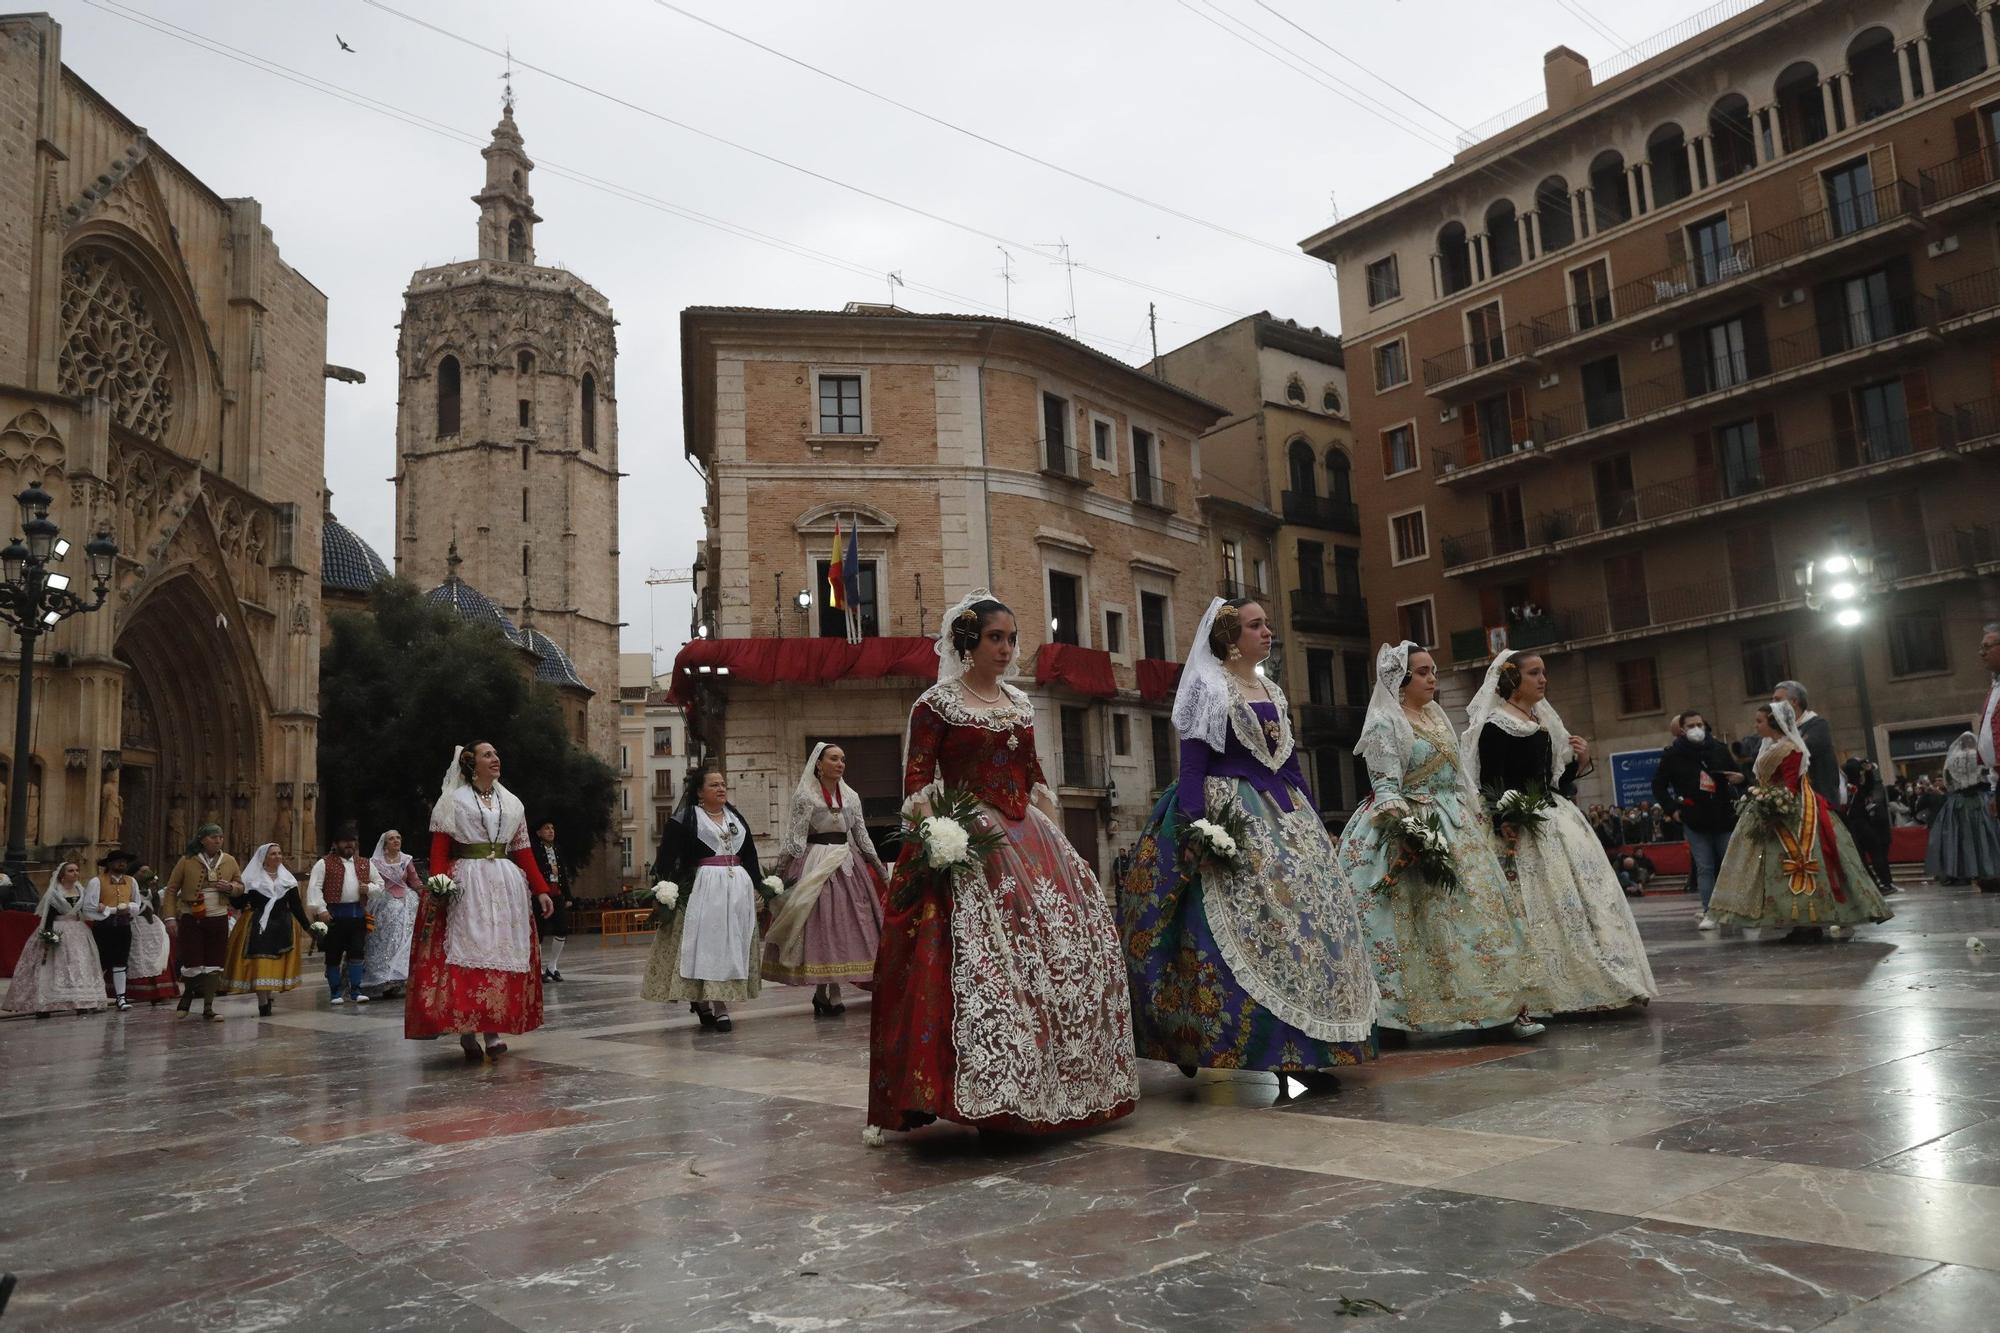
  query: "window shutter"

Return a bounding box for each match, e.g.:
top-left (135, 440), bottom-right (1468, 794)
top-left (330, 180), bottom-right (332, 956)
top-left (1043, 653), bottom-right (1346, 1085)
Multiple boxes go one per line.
top-left (1742, 307), bottom-right (1770, 378)
top-left (1692, 430), bottom-right (1719, 503)
top-left (1461, 403), bottom-right (1480, 465)
top-left (1868, 145), bottom-right (1897, 199)
top-left (1904, 370), bottom-right (1934, 450)
top-left (1813, 280), bottom-right (1844, 354)
top-left (1829, 390), bottom-right (1858, 469)
top-left (1755, 413), bottom-right (1784, 486)
top-left (1727, 200), bottom-right (1751, 249)
top-left (1679, 327), bottom-right (1706, 396)
top-left (1798, 170), bottom-right (1826, 222)
top-left (1885, 254), bottom-right (1916, 315)
top-left (1380, 428), bottom-right (1396, 475)
top-left (1954, 113), bottom-right (1988, 187)
top-left (1665, 223), bottom-right (1687, 272)
top-left (1507, 386), bottom-right (1530, 445)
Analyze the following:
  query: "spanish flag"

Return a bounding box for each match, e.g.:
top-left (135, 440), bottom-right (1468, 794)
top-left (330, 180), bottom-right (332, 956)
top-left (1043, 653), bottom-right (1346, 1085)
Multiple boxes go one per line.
top-left (826, 518), bottom-right (845, 611)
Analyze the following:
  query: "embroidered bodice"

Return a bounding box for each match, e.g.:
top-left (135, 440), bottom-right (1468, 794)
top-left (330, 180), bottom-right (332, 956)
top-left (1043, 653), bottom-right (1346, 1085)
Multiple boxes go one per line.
top-left (1476, 710), bottom-right (1579, 797)
top-left (1754, 742), bottom-right (1803, 790)
top-left (1359, 703), bottom-right (1470, 815)
top-left (903, 680), bottom-right (1048, 820)
top-left (1176, 695), bottom-right (1312, 818)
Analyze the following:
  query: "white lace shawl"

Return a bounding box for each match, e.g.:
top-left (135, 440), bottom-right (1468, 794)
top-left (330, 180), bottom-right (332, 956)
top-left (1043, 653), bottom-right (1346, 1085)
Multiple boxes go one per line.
top-left (241, 842), bottom-right (299, 933)
top-left (1461, 649), bottom-right (1573, 795)
top-left (1944, 732), bottom-right (1985, 792)
top-left (781, 741), bottom-right (878, 866)
top-left (1172, 597), bottom-right (1234, 753)
top-left (1354, 641), bottom-right (1418, 777)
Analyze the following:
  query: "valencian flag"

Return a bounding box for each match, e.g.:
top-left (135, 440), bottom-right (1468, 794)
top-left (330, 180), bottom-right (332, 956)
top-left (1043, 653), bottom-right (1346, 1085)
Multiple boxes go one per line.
top-left (826, 517), bottom-right (846, 611)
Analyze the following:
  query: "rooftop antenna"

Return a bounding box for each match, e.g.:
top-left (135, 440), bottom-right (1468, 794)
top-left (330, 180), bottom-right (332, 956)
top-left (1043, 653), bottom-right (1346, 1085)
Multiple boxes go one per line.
top-left (995, 246), bottom-right (1015, 319)
top-left (887, 270), bottom-right (904, 307)
top-left (1328, 189), bottom-right (1340, 223)
top-left (1040, 238), bottom-right (1078, 333)
top-left (500, 43), bottom-right (515, 113)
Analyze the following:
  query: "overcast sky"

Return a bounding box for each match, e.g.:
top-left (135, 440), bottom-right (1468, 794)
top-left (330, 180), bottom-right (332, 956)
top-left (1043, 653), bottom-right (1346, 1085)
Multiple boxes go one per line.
top-left (54, 0), bottom-right (1679, 668)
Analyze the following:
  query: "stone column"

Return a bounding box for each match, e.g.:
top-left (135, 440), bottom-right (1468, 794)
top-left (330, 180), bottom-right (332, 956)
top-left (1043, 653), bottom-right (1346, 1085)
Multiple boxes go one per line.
top-left (1634, 161), bottom-right (1654, 215)
top-left (1472, 234), bottom-right (1488, 282)
top-left (1837, 73), bottom-right (1857, 129)
top-left (1686, 138), bottom-right (1705, 192)
top-left (1897, 42), bottom-right (1917, 104)
top-left (1574, 187), bottom-right (1592, 239)
top-left (1981, 5), bottom-right (1999, 74)
top-left (1820, 79), bottom-right (1839, 132)
top-left (1522, 211), bottom-right (1539, 262)
top-left (1916, 36), bottom-right (1936, 98)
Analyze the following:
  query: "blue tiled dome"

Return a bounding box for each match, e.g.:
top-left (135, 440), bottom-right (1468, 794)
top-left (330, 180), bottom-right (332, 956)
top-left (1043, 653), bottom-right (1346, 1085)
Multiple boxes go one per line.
top-left (425, 574), bottom-right (519, 637)
top-left (321, 514), bottom-right (390, 593)
top-left (518, 626), bottom-right (590, 692)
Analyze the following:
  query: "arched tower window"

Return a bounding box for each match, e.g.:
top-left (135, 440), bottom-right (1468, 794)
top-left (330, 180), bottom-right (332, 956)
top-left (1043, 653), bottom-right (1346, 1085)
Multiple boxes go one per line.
top-left (1647, 123), bottom-right (1692, 206)
top-left (507, 219), bottom-right (526, 263)
top-left (1325, 448), bottom-right (1353, 505)
top-left (1589, 150), bottom-right (1631, 229)
top-left (1287, 438), bottom-right (1317, 497)
top-left (1535, 175), bottom-right (1575, 252)
top-left (1775, 62), bottom-right (1827, 151)
top-left (1437, 222), bottom-right (1472, 295)
top-left (580, 372), bottom-right (598, 452)
top-left (436, 355), bottom-right (461, 438)
top-left (1285, 374), bottom-right (1305, 404)
top-left (1322, 385), bottom-right (1342, 415)
top-left (1925, 0), bottom-right (1987, 90)
top-left (517, 349), bottom-right (535, 375)
top-left (1484, 200), bottom-right (1522, 275)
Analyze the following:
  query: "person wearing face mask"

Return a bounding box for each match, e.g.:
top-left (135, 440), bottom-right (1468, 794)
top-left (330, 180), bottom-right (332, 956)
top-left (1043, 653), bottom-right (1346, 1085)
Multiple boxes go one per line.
top-left (1465, 651), bottom-right (1657, 1014)
top-left (1653, 710), bottom-right (1745, 930)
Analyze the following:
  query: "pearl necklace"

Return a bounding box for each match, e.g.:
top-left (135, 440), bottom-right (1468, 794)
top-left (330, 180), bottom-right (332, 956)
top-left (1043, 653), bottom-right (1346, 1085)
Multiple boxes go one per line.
top-left (961, 678), bottom-right (1006, 706)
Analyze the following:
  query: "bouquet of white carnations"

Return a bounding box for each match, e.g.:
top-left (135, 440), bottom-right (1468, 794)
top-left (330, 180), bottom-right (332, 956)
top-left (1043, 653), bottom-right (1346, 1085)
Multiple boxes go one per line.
top-left (758, 875), bottom-right (785, 901)
top-left (424, 873), bottom-right (459, 902)
top-left (36, 924), bottom-right (61, 959)
top-left (1181, 804), bottom-right (1250, 873)
top-left (892, 787), bottom-right (1004, 911)
top-left (1742, 784), bottom-right (1801, 835)
top-left (646, 879), bottom-right (679, 931)
top-left (1380, 810), bottom-right (1460, 896)
top-left (1485, 784), bottom-right (1554, 832)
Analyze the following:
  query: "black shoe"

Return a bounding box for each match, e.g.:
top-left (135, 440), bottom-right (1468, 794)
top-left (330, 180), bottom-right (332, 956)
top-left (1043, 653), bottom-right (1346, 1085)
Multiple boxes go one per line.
top-left (1176, 1063), bottom-right (1198, 1079)
top-left (1291, 1070), bottom-right (1343, 1094)
top-left (713, 1013), bottom-right (733, 1033)
top-left (550, 970), bottom-right (563, 982)
top-left (812, 995), bottom-right (835, 1018)
top-left (257, 999), bottom-right (273, 1018)
top-left (694, 1005), bottom-right (718, 1030)
top-left (541, 970), bottom-right (553, 982)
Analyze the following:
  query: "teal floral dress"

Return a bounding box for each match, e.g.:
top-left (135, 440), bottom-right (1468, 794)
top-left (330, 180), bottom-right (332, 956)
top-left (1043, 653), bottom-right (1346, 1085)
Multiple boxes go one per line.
top-left (1334, 702), bottom-right (1548, 1031)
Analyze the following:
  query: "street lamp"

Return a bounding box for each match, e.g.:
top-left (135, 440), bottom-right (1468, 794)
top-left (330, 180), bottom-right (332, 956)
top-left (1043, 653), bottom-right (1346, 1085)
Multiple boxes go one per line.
top-left (0, 484), bottom-right (118, 907)
top-left (1793, 531), bottom-right (1884, 764)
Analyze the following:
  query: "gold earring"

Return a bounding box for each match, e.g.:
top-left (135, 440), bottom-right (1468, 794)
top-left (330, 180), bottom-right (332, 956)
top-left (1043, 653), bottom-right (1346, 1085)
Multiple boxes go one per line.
top-left (1227, 644), bottom-right (1242, 661)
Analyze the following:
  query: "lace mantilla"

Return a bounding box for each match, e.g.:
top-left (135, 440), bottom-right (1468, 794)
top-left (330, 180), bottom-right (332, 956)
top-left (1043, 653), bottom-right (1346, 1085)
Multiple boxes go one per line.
top-left (916, 679), bottom-right (1035, 732)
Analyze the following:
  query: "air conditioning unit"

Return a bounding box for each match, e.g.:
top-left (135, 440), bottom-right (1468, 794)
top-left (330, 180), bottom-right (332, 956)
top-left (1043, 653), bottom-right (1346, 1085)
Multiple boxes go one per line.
top-left (1777, 287), bottom-right (1806, 308)
top-left (1928, 235), bottom-right (1960, 258)
top-left (1439, 405), bottom-right (1458, 423)
top-left (1538, 372), bottom-right (1559, 389)
top-left (1650, 331), bottom-right (1676, 351)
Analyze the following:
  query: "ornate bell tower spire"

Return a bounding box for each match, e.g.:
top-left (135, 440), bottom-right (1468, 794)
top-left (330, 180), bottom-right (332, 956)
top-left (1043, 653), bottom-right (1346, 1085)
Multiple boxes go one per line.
top-left (474, 76), bottom-right (540, 264)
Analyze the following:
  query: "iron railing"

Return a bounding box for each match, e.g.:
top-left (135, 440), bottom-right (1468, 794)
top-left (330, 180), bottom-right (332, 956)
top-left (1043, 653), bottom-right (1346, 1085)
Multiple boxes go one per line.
top-left (1422, 320), bottom-right (1539, 389)
top-left (1289, 589), bottom-right (1371, 634)
top-left (1280, 489), bottom-right (1362, 533)
top-left (1041, 441), bottom-right (1091, 482)
top-left (1919, 143), bottom-right (2000, 207)
top-left (1296, 703), bottom-right (1366, 742)
top-left (1058, 750), bottom-right (1108, 790)
top-left (1936, 267), bottom-right (2000, 322)
top-left (1130, 472), bottom-right (1177, 512)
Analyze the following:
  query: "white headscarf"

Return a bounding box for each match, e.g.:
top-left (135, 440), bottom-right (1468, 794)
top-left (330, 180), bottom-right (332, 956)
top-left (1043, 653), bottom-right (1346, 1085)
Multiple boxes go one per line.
top-left (782, 741), bottom-right (862, 861)
top-left (241, 842), bottom-right (299, 932)
top-left (1354, 641), bottom-right (1418, 776)
top-left (1761, 698), bottom-right (1812, 765)
top-left (35, 864), bottom-right (85, 922)
top-left (1171, 597), bottom-right (1236, 753)
top-left (430, 746), bottom-right (469, 833)
top-left (371, 830), bottom-right (412, 898)
top-left (933, 587), bottom-right (1015, 686)
top-left (1461, 649), bottom-right (1573, 795)
top-left (1945, 731), bottom-right (1985, 792)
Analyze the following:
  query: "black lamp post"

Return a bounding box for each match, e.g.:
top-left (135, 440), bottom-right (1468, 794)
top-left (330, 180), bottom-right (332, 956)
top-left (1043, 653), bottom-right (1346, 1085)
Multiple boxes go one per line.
top-left (0, 481), bottom-right (117, 909)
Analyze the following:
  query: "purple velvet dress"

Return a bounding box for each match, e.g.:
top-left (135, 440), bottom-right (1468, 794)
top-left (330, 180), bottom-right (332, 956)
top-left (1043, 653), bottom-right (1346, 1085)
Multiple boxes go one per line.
top-left (1117, 694), bottom-right (1378, 1072)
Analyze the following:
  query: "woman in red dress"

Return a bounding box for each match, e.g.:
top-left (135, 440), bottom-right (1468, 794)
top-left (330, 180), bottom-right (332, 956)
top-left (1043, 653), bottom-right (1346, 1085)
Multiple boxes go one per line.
top-left (866, 592), bottom-right (1138, 1142)
top-left (405, 741), bottom-right (556, 1061)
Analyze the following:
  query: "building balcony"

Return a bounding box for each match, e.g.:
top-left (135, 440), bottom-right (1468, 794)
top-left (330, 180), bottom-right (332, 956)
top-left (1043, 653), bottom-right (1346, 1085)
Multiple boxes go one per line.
top-left (1439, 296), bottom-right (1940, 485)
top-left (1039, 442), bottom-right (1093, 486)
top-left (1281, 489), bottom-right (1362, 534)
top-left (1944, 394), bottom-right (2000, 456)
top-left (1447, 614), bottom-right (1570, 668)
top-left (1131, 472), bottom-right (1177, 513)
top-left (1289, 589), bottom-right (1370, 636)
top-left (1217, 579), bottom-right (1263, 600)
top-left (1520, 179), bottom-right (1924, 364)
top-left (1057, 750), bottom-right (1109, 791)
top-left (1296, 702), bottom-right (1365, 744)
top-left (1422, 322), bottom-right (1541, 399)
top-left (1936, 268), bottom-right (2000, 336)
top-left (1919, 144), bottom-right (2000, 220)
top-left (1441, 409), bottom-right (1956, 578)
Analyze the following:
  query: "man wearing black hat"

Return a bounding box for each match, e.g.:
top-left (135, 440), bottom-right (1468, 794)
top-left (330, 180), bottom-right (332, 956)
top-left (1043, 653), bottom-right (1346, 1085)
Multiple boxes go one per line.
top-left (163, 825), bottom-right (242, 1019)
top-left (306, 820), bottom-right (374, 1005)
top-left (83, 848), bottom-right (142, 1011)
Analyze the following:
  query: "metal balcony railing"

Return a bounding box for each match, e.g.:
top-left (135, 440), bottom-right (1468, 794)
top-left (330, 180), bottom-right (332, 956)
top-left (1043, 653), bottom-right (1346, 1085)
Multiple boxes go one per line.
top-left (1288, 589), bottom-right (1370, 634)
top-left (1040, 442), bottom-right (1091, 483)
top-left (1296, 703), bottom-right (1366, 743)
top-left (1422, 320), bottom-right (1539, 390)
top-left (1058, 750), bottom-right (1108, 790)
top-left (1936, 267), bottom-right (2000, 323)
top-left (1131, 472), bottom-right (1177, 512)
top-left (1280, 489), bottom-right (1362, 533)
top-left (1217, 579), bottom-right (1263, 600)
top-left (1919, 144), bottom-right (2000, 208)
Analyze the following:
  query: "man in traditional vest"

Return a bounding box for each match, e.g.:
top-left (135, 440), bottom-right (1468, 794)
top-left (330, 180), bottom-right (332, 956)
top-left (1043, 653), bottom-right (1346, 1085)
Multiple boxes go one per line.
top-left (306, 820), bottom-right (373, 1005)
top-left (533, 819), bottom-right (570, 983)
top-left (163, 824), bottom-right (241, 1020)
top-left (83, 848), bottom-right (142, 1011)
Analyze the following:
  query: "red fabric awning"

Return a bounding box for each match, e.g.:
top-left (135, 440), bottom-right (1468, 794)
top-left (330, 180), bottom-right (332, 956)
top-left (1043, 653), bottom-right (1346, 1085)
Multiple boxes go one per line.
top-left (668, 636), bottom-right (938, 704)
top-left (1136, 658), bottom-right (1183, 704)
top-left (1033, 643), bottom-right (1118, 698)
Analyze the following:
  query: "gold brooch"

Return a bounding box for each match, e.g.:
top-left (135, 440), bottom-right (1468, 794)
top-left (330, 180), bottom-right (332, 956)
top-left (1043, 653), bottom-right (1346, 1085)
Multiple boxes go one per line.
top-left (1007, 733), bottom-right (1019, 751)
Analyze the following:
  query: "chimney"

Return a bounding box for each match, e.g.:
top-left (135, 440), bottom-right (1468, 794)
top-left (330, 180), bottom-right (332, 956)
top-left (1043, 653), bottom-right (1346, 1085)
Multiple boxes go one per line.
top-left (1544, 46), bottom-right (1593, 115)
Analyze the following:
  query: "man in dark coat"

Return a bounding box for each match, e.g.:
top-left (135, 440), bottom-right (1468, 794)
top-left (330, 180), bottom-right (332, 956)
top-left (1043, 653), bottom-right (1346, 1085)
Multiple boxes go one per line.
top-left (1773, 680), bottom-right (1841, 805)
top-left (1841, 757), bottom-right (1896, 894)
top-left (1654, 709), bottom-right (1744, 927)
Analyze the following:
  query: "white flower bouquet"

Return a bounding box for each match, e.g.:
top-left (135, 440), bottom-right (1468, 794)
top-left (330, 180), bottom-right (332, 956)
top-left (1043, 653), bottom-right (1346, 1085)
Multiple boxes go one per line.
top-left (1181, 805), bottom-right (1250, 874)
top-left (1380, 809), bottom-right (1460, 896)
top-left (893, 787), bottom-right (1004, 911)
top-left (310, 921), bottom-right (329, 936)
top-left (424, 873), bottom-right (460, 901)
top-left (758, 874), bottom-right (785, 901)
top-left (1486, 784), bottom-right (1554, 832)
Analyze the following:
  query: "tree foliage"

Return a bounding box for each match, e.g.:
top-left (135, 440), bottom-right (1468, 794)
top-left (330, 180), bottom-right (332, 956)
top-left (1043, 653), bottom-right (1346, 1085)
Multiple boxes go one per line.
top-left (318, 579), bottom-right (618, 871)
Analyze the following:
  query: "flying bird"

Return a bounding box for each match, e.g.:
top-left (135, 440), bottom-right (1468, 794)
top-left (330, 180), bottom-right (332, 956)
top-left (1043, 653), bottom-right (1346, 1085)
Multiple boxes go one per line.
top-left (336, 34), bottom-right (355, 53)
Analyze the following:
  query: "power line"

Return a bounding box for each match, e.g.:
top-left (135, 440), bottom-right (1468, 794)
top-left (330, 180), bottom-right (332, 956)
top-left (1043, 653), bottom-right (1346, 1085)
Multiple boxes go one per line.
top-left (1247, 0), bottom-right (1470, 136)
top-left (645, 0), bottom-right (1317, 265)
top-left (362, 0), bottom-right (1250, 320)
top-left (76, 0), bottom-right (1158, 358)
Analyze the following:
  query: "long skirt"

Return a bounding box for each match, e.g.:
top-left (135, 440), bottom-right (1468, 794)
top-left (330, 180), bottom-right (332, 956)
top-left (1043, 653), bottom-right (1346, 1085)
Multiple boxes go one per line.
top-left (1927, 789), bottom-right (2000, 881)
top-left (1500, 800), bottom-right (1657, 1012)
top-left (404, 885), bottom-right (544, 1038)
top-left (222, 913), bottom-right (308, 995)
top-left (762, 844), bottom-right (883, 986)
top-left (362, 891), bottom-right (419, 992)
top-left (4, 918), bottom-right (105, 1012)
top-left (1120, 778), bottom-right (1375, 1072)
top-left (868, 802), bottom-right (1137, 1135)
top-left (643, 866), bottom-right (762, 1003)
top-left (1711, 794), bottom-right (1895, 929)
top-left (123, 916), bottom-right (178, 1002)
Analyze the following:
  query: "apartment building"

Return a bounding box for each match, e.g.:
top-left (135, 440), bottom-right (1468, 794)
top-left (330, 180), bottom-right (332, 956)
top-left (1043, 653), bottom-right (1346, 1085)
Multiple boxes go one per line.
top-left (679, 305), bottom-right (1227, 875)
top-left (1151, 314), bottom-right (1374, 827)
top-left (1305, 0), bottom-right (2000, 788)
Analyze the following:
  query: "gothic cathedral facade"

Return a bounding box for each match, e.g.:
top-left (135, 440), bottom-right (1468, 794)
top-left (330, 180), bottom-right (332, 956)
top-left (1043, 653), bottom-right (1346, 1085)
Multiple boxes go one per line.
top-left (392, 101), bottom-right (622, 832)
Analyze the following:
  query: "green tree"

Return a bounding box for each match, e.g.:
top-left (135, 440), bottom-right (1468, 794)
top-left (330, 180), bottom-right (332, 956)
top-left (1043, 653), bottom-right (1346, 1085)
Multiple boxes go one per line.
top-left (318, 580), bottom-right (617, 873)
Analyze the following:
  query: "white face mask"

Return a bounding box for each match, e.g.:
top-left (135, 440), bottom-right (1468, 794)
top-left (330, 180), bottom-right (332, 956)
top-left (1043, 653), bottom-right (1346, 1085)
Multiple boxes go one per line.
top-left (1684, 726), bottom-right (1707, 744)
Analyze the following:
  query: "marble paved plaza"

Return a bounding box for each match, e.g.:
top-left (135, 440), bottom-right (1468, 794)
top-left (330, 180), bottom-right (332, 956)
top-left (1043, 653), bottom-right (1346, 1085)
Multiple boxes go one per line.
top-left (11, 888), bottom-right (2000, 1330)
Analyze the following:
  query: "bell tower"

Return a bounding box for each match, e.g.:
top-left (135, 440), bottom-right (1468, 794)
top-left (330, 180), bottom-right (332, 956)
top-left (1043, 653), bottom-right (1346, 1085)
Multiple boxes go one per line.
top-left (393, 94), bottom-right (621, 887)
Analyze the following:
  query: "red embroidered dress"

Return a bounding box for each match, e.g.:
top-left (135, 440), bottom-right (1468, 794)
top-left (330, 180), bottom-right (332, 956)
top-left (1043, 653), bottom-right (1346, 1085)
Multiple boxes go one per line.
top-left (867, 680), bottom-right (1138, 1135)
